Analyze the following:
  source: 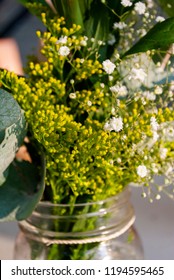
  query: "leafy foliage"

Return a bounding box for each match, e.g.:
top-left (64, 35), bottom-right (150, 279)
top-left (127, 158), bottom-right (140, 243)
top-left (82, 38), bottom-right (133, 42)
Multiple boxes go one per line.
top-left (0, 156), bottom-right (45, 221)
top-left (0, 90), bottom-right (45, 222)
top-left (0, 89), bottom-right (26, 145)
top-left (0, 89), bottom-right (27, 186)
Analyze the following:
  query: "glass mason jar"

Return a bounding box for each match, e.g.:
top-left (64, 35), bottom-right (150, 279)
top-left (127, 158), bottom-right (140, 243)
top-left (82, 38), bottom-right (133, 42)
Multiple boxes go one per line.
top-left (14, 188), bottom-right (144, 260)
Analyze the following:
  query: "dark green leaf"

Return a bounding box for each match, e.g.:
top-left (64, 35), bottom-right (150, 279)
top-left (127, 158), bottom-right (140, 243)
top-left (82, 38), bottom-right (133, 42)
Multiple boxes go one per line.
top-left (52, 0), bottom-right (84, 28)
top-left (84, 1), bottom-right (109, 44)
top-left (0, 155), bottom-right (45, 221)
top-left (158, 0), bottom-right (174, 17)
top-left (0, 89), bottom-right (27, 185)
top-left (123, 17), bottom-right (174, 57)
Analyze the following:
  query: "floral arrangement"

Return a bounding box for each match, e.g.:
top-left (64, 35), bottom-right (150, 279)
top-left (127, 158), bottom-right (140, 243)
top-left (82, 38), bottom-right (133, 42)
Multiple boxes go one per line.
top-left (0, 0), bottom-right (174, 221)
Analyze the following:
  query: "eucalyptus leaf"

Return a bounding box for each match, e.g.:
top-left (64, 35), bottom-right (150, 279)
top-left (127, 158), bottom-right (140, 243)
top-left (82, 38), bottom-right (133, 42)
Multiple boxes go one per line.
top-left (123, 17), bottom-right (174, 57)
top-left (0, 89), bottom-right (25, 132)
top-left (0, 156), bottom-right (45, 221)
top-left (0, 89), bottom-right (27, 186)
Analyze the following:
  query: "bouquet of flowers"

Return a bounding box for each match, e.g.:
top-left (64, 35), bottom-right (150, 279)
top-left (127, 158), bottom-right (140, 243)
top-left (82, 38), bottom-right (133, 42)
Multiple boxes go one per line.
top-left (0, 0), bottom-right (174, 259)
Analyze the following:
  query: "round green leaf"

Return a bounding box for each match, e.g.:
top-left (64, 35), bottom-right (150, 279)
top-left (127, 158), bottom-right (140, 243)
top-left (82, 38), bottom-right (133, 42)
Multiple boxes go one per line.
top-left (0, 155), bottom-right (45, 221)
top-left (0, 89), bottom-right (27, 185)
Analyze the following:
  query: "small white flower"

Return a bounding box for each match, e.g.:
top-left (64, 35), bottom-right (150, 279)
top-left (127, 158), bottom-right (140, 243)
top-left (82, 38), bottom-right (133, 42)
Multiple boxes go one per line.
top-left (146, 0), bottom-right (153, 8)
top-left (155, 194), bottom-right (161, 200)
top-left (69, 92), bottom-right (76, 99)
top-left (80, 36), bottom-right (88, 46)
top-left (121, 0), bottom-right (132, 7)
top-left (104, 117), bottom-right (123, 132)
top-left (129, 68), bottom-right (147, 82)
top-left (70, 79), bottom-right (74, 84)
top-left (98, 40), bottom-right (104, 46)
top-left (109, 159), bottom-right (114, 165)
top-left (111, 107), bottom-right (116, 115)
top-left (110, 85), bottom-right (118, 93)
top-left (109, 75), bottom-right (114, 81)
top-left (104, 122), bottom-right (111, 131)
top-left (110, 85), bottom-right (128, 97)
top-left (115, 53), bottom-right (120, 60)
top-left (159, 147), bottom-right (168, 160)
top-left (87, 100), bottom-right (92, 106)
top-left (145, 12), bottom-right (149, 18)
top-left (150, 116), bottom-right (159, 131)
top-left (165, 165), bottom-right (173, 176)
top-left (116, 99), bottom-right (120, 107)
top-left (137, 165), bottom-right (148, 178)
top-left (116, 158), bottom-right (122, 163)
top-left (58, 46), bottom-right (70, 56)
top-left (156, 16), bottom-right (165, 23)
top-left (80, 40), bottom-right (87, 46)
top-left (100, 83), bottom-right (105, 88)
top-left (168, 127), bottom-right (174, 138)
top-left (57, 36), bottom-right (68, 44)
top-left (110, 117), bottom-right (123, 132)
top-left (122, 135), bottom-right (127, 140)
top-left (154, 86), bottom-right (163, 95)
top-left (142, 91), bottom-right (156, 101)
top-left (102, 59), bottom-right (116, 74)
top-left (113, 22), bottom-right (127, 30)
top-left (164, 126), bottom-right (174, 141)
top-left (152, 131), bottom-right (159, 142)
top-left (141, 192), bottom-right (147, 198)
top-left (151, 163), bottom-right (158, 173)
top-left (169, 90), bottom-right (173, 97)
top-left (134, 2), bottom-right (146, 15)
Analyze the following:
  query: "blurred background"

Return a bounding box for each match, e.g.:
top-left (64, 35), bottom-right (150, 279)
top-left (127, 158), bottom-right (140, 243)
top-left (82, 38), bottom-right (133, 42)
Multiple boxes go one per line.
top-left (0, 0), bottom-right (174, 260)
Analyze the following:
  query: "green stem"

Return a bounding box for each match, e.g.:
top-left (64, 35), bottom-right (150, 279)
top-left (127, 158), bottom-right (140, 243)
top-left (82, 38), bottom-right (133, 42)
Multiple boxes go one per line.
top-left (52, 0), bottom-right (84, 29)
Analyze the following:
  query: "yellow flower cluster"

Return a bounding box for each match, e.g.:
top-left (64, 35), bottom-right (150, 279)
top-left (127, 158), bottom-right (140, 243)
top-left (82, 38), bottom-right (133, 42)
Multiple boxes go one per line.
top-left (73, 58), bottom-right (102, 80)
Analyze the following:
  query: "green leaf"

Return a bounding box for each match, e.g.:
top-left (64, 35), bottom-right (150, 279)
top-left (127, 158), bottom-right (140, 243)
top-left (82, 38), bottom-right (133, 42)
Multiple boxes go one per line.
top-left (158, 0), bottom-right (174, 17)
top-left (52, 0), bottom-right (84, 29)
top-left (0, 154), bottom-right (45, 221)
top-left (0, 89), bottom-right (27, 185)
top-left (0, 89), bottom-right (25, 133)
top-left (123, 17), bottom-right (174, 57)
top-left (51, 0), bottom-right (110, 40)
top-left (84, 1), bottom-right (109, 44)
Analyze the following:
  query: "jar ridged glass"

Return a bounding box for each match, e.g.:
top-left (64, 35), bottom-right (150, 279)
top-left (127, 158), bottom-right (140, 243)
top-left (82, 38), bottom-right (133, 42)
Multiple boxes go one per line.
top-left (14, 188), bottom-right (143, 260)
